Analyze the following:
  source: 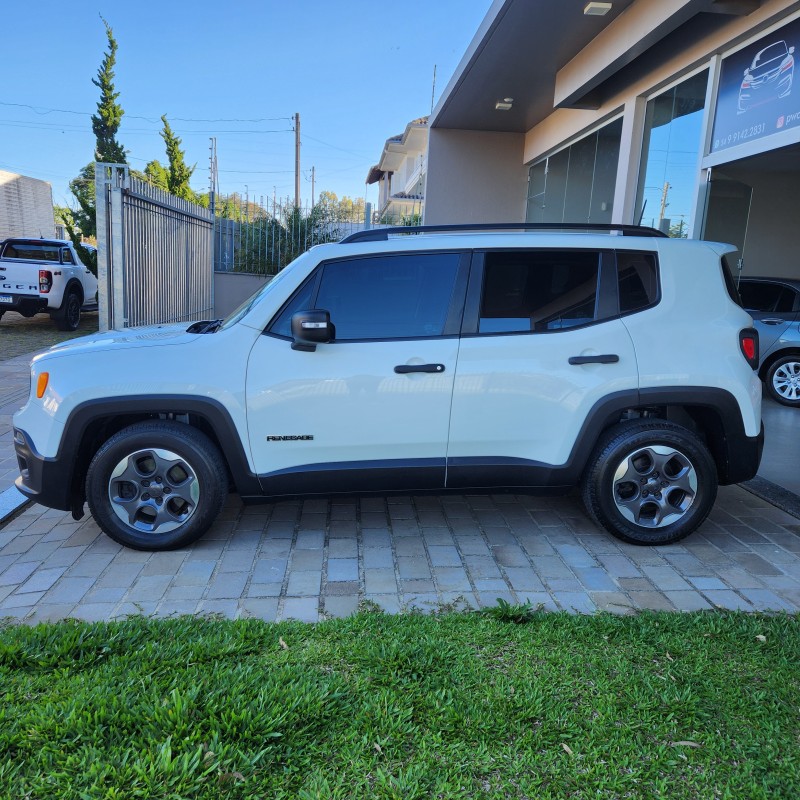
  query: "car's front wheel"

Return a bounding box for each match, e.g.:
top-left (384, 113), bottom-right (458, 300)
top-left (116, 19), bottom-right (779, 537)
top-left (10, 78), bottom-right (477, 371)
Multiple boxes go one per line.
top-left (581, 420), bottom-right (717, 545)
top-left (765, 355), bottom-right (800, 407)
top-left (86, 420), bottom-right (227, 550)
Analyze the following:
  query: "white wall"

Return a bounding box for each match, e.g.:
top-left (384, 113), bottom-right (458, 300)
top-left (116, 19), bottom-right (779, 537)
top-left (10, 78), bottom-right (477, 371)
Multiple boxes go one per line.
top-left (213, 271), bottom-right (270, 318)
top-left (708, 165), bottom-right (800, 279)
top-left (0, 171), bottom-right (55, 239)
top-left (425, 129), bottom-right (528, 224)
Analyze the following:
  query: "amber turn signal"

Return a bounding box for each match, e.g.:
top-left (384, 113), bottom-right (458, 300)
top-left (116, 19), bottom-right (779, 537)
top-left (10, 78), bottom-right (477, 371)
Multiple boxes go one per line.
top-left (36, 373), bottom-right (49, 398)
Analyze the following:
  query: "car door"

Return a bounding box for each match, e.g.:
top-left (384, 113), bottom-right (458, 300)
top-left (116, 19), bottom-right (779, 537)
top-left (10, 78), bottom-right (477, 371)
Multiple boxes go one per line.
top-left (246, 250), bottom-right (469, 495)
top-left (446, 247), bottom-right (640, 489)
top-left (738, 279), bottom-right (799, 357)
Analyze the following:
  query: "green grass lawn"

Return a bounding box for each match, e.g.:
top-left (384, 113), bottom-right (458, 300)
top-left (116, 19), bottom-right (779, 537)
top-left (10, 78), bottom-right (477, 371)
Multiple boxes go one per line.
top-left (1, 608), bottom-right (797, 799)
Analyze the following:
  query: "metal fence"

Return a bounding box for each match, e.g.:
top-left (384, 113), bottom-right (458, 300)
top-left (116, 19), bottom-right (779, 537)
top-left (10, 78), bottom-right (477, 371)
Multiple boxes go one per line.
top-left (213, 201), bottom-right (399, 275)
top-left (96, 163), bottom-right (214, 330)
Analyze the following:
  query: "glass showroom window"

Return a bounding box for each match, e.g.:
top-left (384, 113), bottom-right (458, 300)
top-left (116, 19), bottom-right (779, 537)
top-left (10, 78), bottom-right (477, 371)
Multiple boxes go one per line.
top-left (526, 118), bottom-right (622, 225)
top-left (635, 70), bottom-right (708, 237)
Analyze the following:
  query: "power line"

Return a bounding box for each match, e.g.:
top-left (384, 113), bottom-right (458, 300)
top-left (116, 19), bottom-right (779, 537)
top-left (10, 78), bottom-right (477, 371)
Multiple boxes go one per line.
top-left (0, 100), bottom-right (293, 124)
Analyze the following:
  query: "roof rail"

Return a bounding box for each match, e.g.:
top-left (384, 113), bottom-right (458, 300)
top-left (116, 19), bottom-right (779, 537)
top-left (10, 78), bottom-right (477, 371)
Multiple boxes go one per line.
top-left (340, 222), bottom-right (668, 244)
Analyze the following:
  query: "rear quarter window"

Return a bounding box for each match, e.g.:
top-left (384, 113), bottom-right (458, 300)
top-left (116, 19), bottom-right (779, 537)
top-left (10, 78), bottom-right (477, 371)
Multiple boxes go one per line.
top-left (617, 251), bottom-right (658, 313)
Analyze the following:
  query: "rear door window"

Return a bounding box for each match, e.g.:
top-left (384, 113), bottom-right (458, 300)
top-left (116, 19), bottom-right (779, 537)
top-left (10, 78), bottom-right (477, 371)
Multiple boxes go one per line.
top-left (739, 280), bottom-right (797, 313)
top-left (478, 250), bottom-right (600, 333)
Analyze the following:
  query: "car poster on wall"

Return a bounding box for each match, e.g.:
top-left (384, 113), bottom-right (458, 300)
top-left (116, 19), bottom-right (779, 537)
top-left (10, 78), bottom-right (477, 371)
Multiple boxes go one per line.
top-left (711, 15), bottom-right (799, 153)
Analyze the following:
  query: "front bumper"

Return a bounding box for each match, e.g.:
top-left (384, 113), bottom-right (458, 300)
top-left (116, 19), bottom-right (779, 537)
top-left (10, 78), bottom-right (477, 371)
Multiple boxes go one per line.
top-left (13, 428), bottom-right (73, 512)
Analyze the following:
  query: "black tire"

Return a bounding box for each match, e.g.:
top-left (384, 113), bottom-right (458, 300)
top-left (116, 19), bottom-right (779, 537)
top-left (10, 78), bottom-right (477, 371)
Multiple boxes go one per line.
top-left (52, 287), bottom-right (82, 331)
top-left (765, 355), bottom-right (800, 407)
top-left (581, 420), bottom-right (718, 546)
top-left (86, 420), bottom-right (227, 550)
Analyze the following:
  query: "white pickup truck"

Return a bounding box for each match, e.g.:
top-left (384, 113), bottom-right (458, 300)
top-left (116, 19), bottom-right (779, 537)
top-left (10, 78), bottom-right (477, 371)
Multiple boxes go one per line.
top-left (0, 238), bottom-right (98, 330)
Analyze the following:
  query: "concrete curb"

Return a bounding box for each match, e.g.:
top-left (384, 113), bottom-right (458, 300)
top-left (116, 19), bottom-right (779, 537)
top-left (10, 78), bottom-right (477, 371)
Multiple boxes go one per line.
top-left (740, 476), bottom-right (800, 522)
top-left (0, 485), bottom-right (29, 525)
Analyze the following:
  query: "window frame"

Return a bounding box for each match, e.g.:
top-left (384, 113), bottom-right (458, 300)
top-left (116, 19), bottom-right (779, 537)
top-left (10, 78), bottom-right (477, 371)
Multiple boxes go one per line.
top-left (265, 250), bottom-right (471, 343)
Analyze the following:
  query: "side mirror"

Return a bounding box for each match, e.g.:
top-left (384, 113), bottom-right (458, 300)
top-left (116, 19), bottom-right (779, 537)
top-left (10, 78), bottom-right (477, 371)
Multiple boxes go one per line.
top-left (790, 46), bottom-right (795, 54)
top-left (291, 309), bottom-right (335, 351)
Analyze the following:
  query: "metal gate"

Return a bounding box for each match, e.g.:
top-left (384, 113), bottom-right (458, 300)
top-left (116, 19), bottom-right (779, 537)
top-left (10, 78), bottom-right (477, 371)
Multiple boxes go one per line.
top-left (96, 163), bottom-right (213, 331)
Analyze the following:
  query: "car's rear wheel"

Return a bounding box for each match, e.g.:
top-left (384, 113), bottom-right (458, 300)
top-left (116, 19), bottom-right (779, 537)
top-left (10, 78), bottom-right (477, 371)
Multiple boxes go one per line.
top-left (765, 355), bottom-right (800, 407)
top-left (581, 420), bottom-right (717, 545)
top-left (86, 420), bottom-right (227, 550)
top-left (52, 288), bottom-right (82, 331)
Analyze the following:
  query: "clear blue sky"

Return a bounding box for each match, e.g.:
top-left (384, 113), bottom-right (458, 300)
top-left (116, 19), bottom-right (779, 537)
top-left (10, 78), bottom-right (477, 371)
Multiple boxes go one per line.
top-left (2, 0), bottom-right (490, 209)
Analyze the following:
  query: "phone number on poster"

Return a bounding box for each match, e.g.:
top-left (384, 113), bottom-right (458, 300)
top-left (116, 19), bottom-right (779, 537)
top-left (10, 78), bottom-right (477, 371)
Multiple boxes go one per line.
top-left (714, 123), bottom-right (767, 149)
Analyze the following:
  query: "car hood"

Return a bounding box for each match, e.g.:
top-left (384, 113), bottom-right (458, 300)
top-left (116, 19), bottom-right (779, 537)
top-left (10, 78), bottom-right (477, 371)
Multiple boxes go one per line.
top-left (32, 322), bottom-right (201, 363)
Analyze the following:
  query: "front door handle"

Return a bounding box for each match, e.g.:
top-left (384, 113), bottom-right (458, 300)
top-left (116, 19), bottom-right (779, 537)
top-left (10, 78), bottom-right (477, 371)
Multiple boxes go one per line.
top-left (394, 363), bottom-right (446, 374)
top-left (568, 354), bottom-right (619, 365)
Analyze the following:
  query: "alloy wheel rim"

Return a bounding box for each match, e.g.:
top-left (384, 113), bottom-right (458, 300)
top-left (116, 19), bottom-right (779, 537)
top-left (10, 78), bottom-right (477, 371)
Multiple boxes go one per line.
top-left (108, 447), bottom-right (199, 534)
top-left (773, 361), bottom-right (800, 401)
top-left (612, 445), bottom-right (698, 528)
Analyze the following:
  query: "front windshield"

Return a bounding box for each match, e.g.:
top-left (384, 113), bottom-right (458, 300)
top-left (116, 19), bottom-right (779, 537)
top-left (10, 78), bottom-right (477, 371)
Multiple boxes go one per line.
top-left (752, 42), bottom-right (786, 68)
top-left (218, 262), bottom-right (300, 331)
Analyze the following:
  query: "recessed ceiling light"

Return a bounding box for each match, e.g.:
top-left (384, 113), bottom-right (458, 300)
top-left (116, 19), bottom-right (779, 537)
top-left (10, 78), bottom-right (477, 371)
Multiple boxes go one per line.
top-left (584, 2), bottom-right (612, 15)
top-left (495, 98), bottom-right (513, 111)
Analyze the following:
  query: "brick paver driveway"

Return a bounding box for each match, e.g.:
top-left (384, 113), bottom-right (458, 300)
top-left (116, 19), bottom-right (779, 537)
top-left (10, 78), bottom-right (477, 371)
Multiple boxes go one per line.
top-left (1, 484), bottom-right (798, 624)
top-left (0, 313), bottom-right (798, 623)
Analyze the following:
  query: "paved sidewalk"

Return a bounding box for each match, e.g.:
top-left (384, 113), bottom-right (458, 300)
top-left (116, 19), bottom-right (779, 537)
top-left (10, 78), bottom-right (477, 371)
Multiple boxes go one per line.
top-left (1, 343), bottom-right (798, 624)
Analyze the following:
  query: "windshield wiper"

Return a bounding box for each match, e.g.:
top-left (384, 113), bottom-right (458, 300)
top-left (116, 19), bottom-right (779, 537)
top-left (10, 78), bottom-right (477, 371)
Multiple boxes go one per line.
top-left (186, 318), bottom-right (223, 334)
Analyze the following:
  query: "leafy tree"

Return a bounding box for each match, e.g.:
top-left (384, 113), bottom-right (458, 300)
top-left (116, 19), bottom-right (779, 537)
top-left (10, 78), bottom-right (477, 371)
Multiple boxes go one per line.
top-left (92, 18), bottom-right (126, 164)
top-left (160, 115), bottom-right (195, 200)
top-left (143, 159), bottom-right (169, 191)
top-left (64, 18), bottom-right (126, 274)
top-left (317, 191), bottom-right (365, 223)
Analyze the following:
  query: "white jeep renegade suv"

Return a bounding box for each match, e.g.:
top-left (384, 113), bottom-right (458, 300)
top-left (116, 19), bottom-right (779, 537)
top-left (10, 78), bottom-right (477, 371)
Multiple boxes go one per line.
top-left (13, 224), bottom-right (763, 550)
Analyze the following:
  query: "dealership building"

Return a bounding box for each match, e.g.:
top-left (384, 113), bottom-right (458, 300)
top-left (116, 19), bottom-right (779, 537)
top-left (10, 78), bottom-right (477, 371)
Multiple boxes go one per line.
top-left (425, 0), bottom-right (800, 281)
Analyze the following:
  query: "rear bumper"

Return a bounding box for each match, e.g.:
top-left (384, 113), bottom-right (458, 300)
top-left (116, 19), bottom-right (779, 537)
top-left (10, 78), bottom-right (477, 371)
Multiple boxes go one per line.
top-left (0, 294), bottom-right (48, 316)
top-left (13, 428), bottom-right (73, 511)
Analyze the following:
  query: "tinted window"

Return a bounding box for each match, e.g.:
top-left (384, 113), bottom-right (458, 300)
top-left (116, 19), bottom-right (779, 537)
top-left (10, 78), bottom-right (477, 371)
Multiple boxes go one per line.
top-left (739, 281), bottom-right (796, 313)
top-left (3, 243), bottom-right (60, 262)
top-left (479, 250), bottom-right (599, 333)
top-left (315, 253), bottom-right (460, 340)
top-left (269, 275), bottom-right (318, 337)
top-left (61, 248), bottom-right (74, 265)
top-left (617, 252), bottom-right (658, 313)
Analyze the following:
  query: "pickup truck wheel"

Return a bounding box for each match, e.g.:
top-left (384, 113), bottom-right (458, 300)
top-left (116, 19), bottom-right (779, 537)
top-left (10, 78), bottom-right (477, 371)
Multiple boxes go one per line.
top-left (86, 421), bottom-right (227, 550)
top-left (581, 421), bottom-right (717, 546)
top-left (52, 288), bottom-right (82, 331)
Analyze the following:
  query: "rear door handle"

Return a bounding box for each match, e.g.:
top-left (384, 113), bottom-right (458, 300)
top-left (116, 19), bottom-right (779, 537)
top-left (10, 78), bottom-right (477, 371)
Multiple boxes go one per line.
top-left (568, 354), bottom-right (619, 365)
top-left (762, 318), bottom-right (785, 325)
top-left (394, 363), bottom-right (446, 374)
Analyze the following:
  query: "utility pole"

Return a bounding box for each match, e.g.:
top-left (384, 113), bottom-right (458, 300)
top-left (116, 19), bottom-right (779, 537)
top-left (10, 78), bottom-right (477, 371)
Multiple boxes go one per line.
top-left (311, 166), bottom-right (315, 207)
top-left (430, 65), bottom-right (437, 114)
top-left (208, 137), bottom-right (217, 216)
top-left (294, 112), bottom-right (301, 208)
top-left (659, 181), bottom-right (670, 221)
